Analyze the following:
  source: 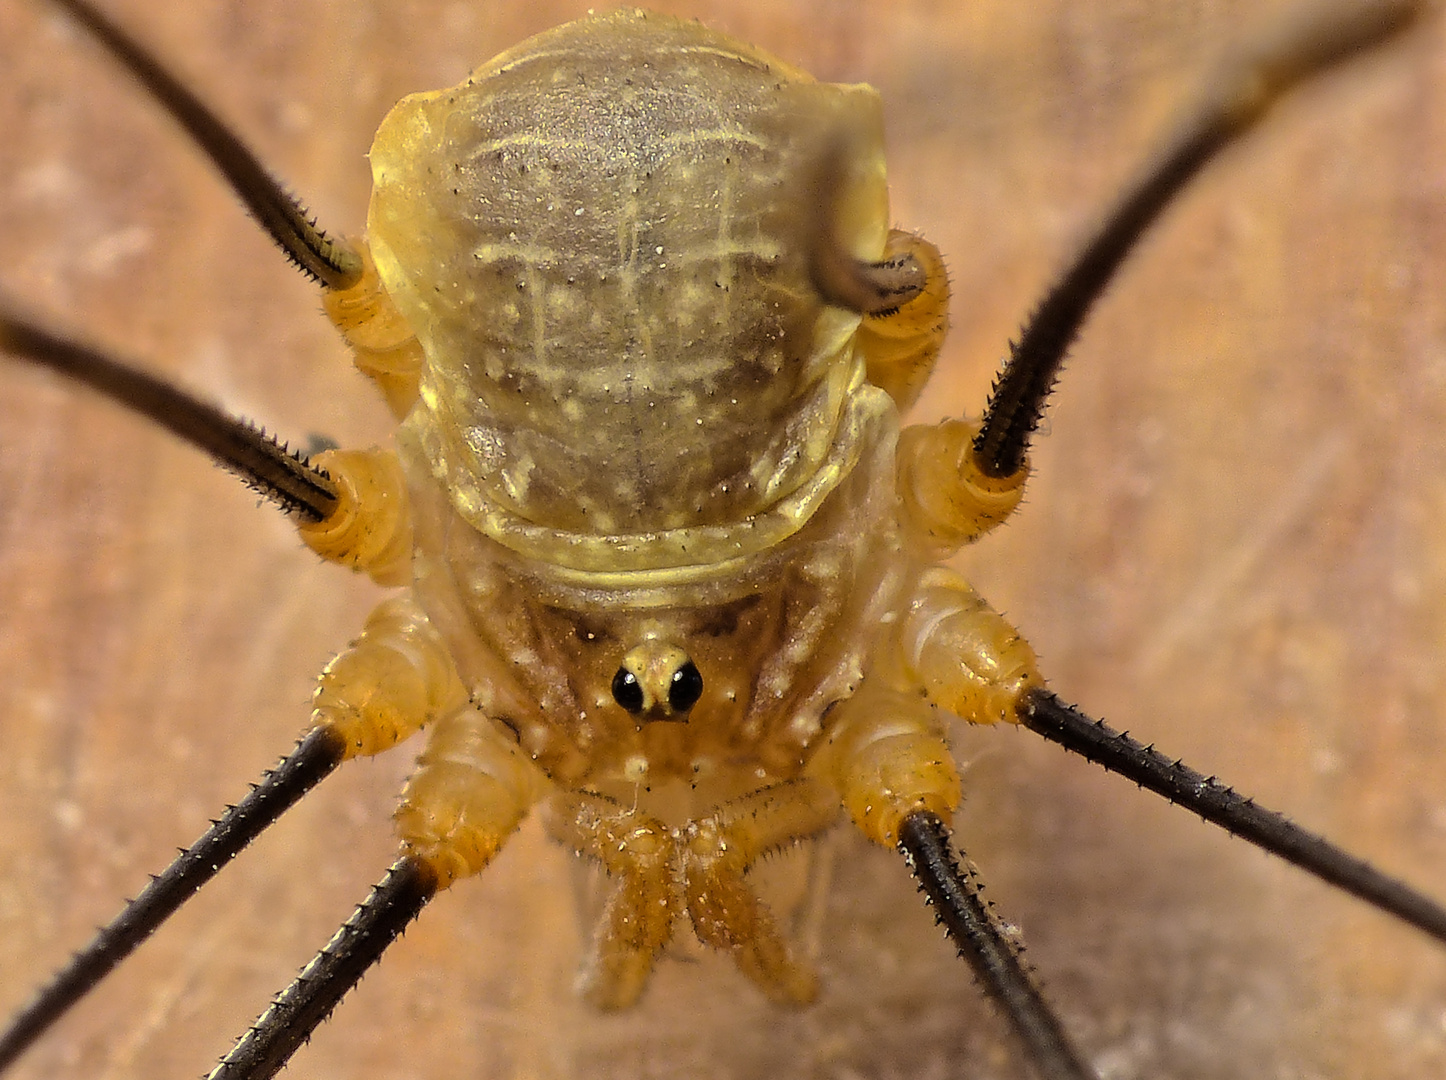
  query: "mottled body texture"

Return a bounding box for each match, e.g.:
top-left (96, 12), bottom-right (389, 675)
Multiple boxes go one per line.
top-left (368, 10), bottom-right (919, 803)
top-left (368, 9), bottom-right (889, 540)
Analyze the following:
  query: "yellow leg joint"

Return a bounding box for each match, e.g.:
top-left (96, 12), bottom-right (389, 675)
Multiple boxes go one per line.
top-left (809, 683), bottom-right (960, 848)
top-left (855, 230), bottom-right (950, 413)
top-left (322, 240), bottom-right (424, 419)
top-left (886, 566), bottom-right (1042, 726)
top-left (311, 595), bottom-right (468, 759)
top-left (396, 708), bottom-right (546, 890)
top-left (298, 448), bottom-right (413, 587)
top-left (897, 418), bottom-right (1028, 558)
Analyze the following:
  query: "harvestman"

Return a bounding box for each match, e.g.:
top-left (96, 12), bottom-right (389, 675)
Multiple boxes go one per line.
top-left (1, 1), bottom-right (1444, 1078)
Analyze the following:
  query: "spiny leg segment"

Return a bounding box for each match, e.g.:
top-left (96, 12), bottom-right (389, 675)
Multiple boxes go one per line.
top-left (1019, 690), bottom-right (1446, 943)
top-left (0, 310), bottom-right (339, 520)
top-left (0, 727), bottom-right (347, 1074)
top-left (208, 857), bottom-right (439, 1080)
top-left (36, 0), bottom-right (426, 415)
top-left (899, 813), bottom-right (1095, 1080)
top-left (971, 0), bottom-right (1424, 479)
top-left (40, 0), bottom-right (361, 288)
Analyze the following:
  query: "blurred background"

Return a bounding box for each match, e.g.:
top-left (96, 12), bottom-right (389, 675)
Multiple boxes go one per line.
top-left (0, 1), bottom-right (1444, 1077)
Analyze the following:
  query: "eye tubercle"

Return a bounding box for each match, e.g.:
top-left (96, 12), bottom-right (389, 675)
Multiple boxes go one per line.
top-left (611, 643), bottom-right (702, 721)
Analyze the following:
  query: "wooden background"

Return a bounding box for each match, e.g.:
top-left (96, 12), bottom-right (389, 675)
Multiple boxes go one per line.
top-left (1, 1), bottom-right (1444, 1078)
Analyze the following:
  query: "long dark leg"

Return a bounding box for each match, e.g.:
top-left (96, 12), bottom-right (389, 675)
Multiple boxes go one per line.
top-left (208, 857), bottom-right (438, 1080)
top-left (899, 812), bottom-right (1098, 1080)
top-left (1020, 687), bottom-right (1446, 945)
top-left (0, 307), bottom-right (337, 520)
top-left (0, 728), bottom-right (347, 1073)
top-left (43, 0), bottom-right (360, 288)
top-left (973, 0), bottom-right (1422, 480)
top-left (898, 683), bottom-right (1446, 1080)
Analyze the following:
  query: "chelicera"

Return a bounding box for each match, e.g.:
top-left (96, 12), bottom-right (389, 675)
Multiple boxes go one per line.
top-left (2, 2), bottom-right (1445, 1078)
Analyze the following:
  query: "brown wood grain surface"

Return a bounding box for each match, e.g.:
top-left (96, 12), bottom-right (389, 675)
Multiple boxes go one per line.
top-left (1, 2), bottom-right (1444, 1078)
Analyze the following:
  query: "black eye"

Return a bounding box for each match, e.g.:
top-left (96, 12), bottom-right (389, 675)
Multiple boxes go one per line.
top-left (668, 660), bottom-right (703, 713)
top-left (611, 667), bottom-right (644, 713)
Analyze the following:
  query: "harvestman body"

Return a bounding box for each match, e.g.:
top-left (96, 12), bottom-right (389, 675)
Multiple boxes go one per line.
top-left (1, 2), bottom-right (1445, 1078)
